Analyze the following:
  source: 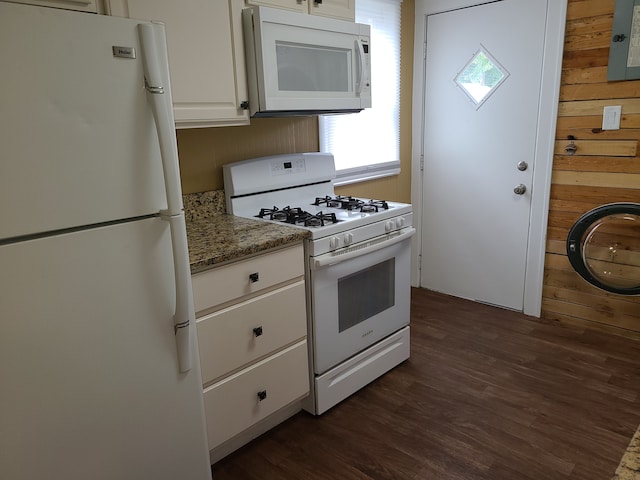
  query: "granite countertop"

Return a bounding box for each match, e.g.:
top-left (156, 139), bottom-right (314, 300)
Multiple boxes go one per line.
top-left (184, 190), bottom-right (309, 274)
top-left (614, 425), bottom-right (640, 480)
top-left (186, 214), bottom-right (308, 273)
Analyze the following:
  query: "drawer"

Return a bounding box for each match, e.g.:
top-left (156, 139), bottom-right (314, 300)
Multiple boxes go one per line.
top-left (197, 280), bottom-right (307, 385)
top-left (192, 244), bottom-right (304, 314)
top-left (203, 340), bottom-right (309, 450)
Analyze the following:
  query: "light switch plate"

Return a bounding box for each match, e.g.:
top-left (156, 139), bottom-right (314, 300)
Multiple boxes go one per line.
top-left (602, 105), bottom-right (622, 130)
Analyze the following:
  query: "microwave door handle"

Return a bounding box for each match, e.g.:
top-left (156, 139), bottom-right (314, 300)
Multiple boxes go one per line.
top-left (355, 39), bottom-right (366, 96)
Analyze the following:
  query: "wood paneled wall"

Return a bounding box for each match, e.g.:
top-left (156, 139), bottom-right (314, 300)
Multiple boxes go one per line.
top-left (542, 0), bottom-right (640, 336)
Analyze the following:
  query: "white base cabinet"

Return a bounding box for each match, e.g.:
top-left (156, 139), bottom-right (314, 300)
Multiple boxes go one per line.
top-left (191, 244), bottom-right (309, 459)
top-left (106, 0), bottom-right (250, 128)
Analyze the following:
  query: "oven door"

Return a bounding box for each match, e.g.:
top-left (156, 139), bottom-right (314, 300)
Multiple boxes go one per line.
top-left (309, 227), bottom-right (415, 375)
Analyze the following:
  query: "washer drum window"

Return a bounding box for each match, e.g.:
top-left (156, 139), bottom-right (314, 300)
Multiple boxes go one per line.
top-left (566, 203), bottom-right (640, 295)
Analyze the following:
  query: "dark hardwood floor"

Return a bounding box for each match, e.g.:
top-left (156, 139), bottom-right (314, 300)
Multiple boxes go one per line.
top-left (211, 288), bottom-right (640, 479)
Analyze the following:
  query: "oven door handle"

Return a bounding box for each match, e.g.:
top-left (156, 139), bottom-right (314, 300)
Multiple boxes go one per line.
top-left (311, 227), bottom-right (416, 269)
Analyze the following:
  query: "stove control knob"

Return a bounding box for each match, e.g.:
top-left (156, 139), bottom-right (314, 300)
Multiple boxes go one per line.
top-left (343, 232), bottom-right (353, 245)
top-left (329, 236), bottom-right (340, 249)
top-left (396, 217), bottom-right (405, 228)
top-left (385, 220), bottom-right (395, 232)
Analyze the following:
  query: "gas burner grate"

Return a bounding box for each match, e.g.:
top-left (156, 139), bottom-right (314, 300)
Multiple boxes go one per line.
top-left (337, 196), bottom-right (365, 211)
top-left (304, 212), bottom-right (339, 227)
top-left (256, 206), bottom-right (340, 227)
top-left (312, 196), bottom-right (390, 212)
top-left (256, 206), bottom-right (304, 222)
top-left (360, 199), bottom-right (390, 212)
top-left (312, 196), bottom-right (343, 208)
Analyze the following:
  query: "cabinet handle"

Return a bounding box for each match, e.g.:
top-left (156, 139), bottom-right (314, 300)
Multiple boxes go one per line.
top-left (253, 326), bottom-right (263, 337)
top-left (257, 390), bottom-right (267, 401)
top-left (249, 272), bottom-right (259, 283)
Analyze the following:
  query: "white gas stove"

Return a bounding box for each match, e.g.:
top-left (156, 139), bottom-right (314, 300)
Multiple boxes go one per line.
top-left (224, 153), bottom-right (412, 253)
top-left (224, 153), bottom-right (414, 415)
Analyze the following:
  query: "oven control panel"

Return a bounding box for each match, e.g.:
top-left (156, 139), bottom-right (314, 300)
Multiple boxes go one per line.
top-left (270, 157), bottom-right (306, 176)
top-left (308, 212), bottom-right (413, 256)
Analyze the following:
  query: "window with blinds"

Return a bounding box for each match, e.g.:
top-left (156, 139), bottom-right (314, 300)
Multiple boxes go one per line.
top-left (319, 0), bottom-right (402, 185)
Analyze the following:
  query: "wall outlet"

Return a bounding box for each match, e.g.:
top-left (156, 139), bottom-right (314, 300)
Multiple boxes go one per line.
top-left (602, 105), bottom-right (622, 130)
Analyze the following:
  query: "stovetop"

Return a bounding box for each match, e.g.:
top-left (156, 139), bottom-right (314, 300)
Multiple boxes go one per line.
top-left (255, 196), bottom-right (396, 227)
top-left (233, 194), bottom-right (412, 246)
top-left (223, 153), bottom-right (413, 245)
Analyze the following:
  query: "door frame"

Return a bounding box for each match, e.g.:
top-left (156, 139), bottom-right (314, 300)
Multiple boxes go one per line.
top-left (410, 0), bottom-right (567, 316)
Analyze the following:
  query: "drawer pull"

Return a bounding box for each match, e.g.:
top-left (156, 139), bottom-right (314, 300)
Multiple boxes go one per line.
top-left (253, 326), bottom-right (263, 337)
top-left (257, 390), bottom-right (267, 401)
top-left (249, 272), bottom-right (259, 283)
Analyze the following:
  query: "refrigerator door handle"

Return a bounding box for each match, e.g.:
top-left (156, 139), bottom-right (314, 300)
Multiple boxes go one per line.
top-left (137, 22), bottom-right (183, 216)
top-left (166, 214), bottom-right (195, 374)
top-left (138, 23), bottom-right (194, 373)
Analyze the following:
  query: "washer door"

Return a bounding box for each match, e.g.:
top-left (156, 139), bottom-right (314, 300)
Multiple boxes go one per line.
top-left (566, 203), bottom-right (640, 295)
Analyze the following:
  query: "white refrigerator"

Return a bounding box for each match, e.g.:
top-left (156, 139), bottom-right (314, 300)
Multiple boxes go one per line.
top-left (0, 3), bottom-right (211, 479)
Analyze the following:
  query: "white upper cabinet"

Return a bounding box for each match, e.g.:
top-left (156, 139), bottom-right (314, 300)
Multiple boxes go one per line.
top-left (246, 0), bottom-right (355, 21)
top-left (107, 0), bottom-right (250, 128)
top-left (3, 0), bottom-right (101, 12)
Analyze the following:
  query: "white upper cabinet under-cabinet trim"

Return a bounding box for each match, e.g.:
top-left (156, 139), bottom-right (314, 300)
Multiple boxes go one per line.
top-left (246, 0), bottom-right (355, 22)
top-left (106, 0), bottom-right (250, 128)
top-left (4, 0), bottom-right (101, 12)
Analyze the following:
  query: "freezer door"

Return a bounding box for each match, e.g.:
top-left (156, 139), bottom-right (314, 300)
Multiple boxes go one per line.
top-left (0, 2), bottom-right (169, 240)
top-left (0, 218), bottom-right (211, 480)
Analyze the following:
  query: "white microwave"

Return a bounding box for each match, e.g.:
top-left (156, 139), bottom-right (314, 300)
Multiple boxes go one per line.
top-left (242, 6), bottom-right (371, 117)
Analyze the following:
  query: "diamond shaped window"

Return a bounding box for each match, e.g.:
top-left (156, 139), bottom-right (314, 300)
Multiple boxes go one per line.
top-left (454, 46), bottom-right (509, 109)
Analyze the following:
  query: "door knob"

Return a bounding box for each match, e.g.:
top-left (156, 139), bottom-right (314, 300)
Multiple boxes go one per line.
top-left (517, 161), bottom-right (528, 171)
top-left (513, 184), bottom-right (527, 195)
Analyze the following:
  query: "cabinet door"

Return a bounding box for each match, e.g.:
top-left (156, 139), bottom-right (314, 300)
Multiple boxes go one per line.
top-left (5, 0), bottom-right (99, 12)
top-left (246, 0), bottom-right (355, 21)
top-left (308, 0), bottom-right (355, 21)
top-left (107, 0), bottom-right (250, 127)
top-left (245, 0), bottom-right (305, 15)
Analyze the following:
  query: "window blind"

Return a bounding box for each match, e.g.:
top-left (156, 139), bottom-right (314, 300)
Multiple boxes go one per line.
top-left (319, 0), bottom-right (402, 185)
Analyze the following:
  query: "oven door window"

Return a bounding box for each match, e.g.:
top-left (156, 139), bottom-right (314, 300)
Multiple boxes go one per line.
top-left (338, 258), bottom-right (395, 332)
